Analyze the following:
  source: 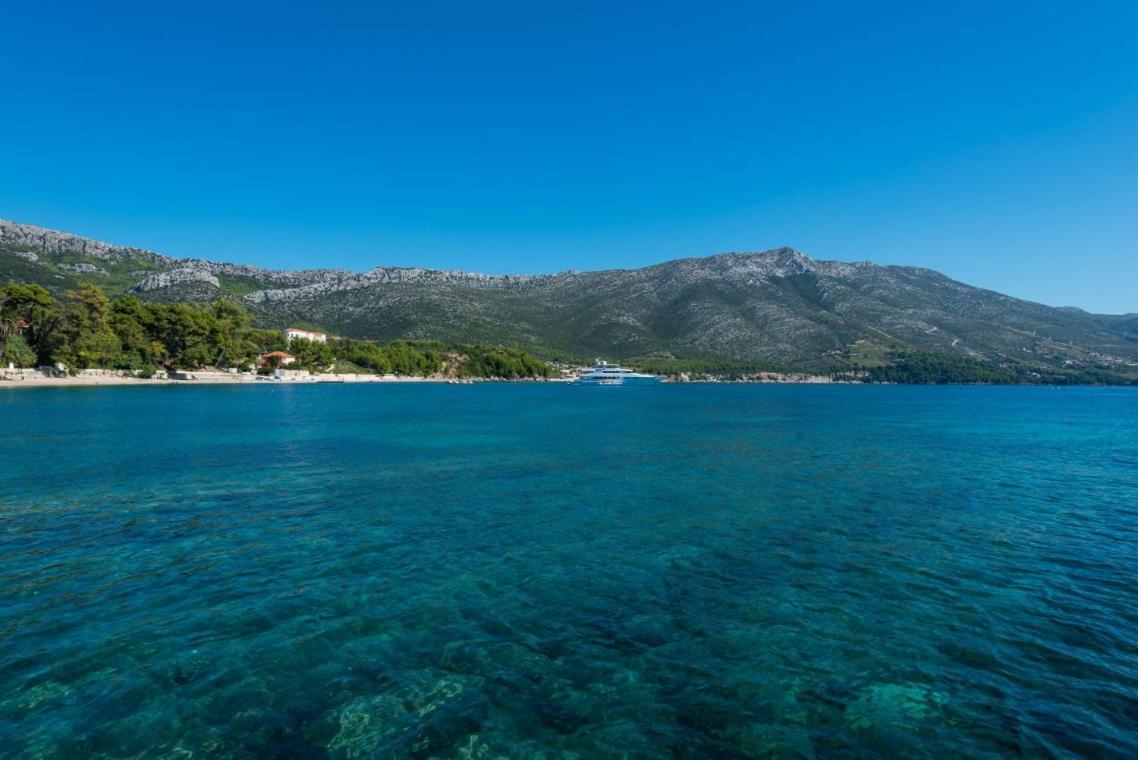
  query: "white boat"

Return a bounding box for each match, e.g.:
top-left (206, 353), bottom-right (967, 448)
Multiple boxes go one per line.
top-left (573, 359), bottom-right (662, 386)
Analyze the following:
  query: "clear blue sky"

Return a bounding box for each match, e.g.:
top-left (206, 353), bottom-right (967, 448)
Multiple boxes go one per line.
top-left (3, 1), bottom-right (1136, 313)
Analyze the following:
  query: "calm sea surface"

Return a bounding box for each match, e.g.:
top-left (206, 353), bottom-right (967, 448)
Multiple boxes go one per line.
top-left (2, 384), bottom-right (1137, 757)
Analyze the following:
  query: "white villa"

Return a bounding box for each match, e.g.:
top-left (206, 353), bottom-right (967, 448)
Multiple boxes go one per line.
top-left (284, 327), bottom-right (327, 344)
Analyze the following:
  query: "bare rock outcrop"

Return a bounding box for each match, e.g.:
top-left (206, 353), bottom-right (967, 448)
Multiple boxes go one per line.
top-left (1, 219), bottom-right (170, 264)
top-left (132, 268), bottom-right (221, 292)
top-left (245, 267), bottom-right (543, 304)
top-left (60, 262), bottom-right (111, 276)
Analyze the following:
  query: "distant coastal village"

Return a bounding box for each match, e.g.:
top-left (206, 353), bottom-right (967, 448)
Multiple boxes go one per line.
top-left (0, 282), bottom-right (842, 387)
top-left (3, 281), bottom-right (1136, 387)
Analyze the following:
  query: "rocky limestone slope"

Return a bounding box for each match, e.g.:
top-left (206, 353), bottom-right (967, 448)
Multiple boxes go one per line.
top-left (0, 220), bottom-right (348, 293)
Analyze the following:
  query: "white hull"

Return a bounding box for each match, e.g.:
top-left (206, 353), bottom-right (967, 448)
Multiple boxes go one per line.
top-left (574, 376), bottom-right (662, 386)
top-left (572, 360), bottom-right (662, 386)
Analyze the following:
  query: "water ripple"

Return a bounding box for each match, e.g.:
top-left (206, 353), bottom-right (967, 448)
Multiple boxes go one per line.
top-left (2, 384), bottom-right (1137, 756)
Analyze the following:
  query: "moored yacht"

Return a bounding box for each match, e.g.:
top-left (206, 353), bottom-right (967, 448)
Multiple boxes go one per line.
top-left (573, 360), bottom-right (662, 386)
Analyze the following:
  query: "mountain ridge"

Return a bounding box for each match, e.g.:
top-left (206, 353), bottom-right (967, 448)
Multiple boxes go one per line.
top-left (0, 219), bottom-right (1065, 307)
top-left (3, 219), bottom-right (1135, 378)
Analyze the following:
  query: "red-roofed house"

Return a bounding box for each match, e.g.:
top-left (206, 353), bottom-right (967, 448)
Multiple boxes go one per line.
top-left (259, 351), bottom-right (296, 368)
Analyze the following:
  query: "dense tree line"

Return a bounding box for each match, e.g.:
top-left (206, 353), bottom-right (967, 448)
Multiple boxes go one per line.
top-left (1, 282), bottom-right (280, 372)
top-left (451, 344), bottom-right (551, 379)
top-left (861, 351), bottom-right (1137, 385)
top-left (863, 352), bottom-right (1021, 384)
top-left (626, 350), bottom-right (1138, 385)
top-left (0, 283), bottom-right (549, 378)
top-left (333, 339), bottom-right (548, 378)
top-left (625, 357), bottom-right (793, 378)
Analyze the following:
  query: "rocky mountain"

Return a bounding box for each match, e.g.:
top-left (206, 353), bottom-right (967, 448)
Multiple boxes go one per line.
top-left (3, 219), bottom-right (1136, 375)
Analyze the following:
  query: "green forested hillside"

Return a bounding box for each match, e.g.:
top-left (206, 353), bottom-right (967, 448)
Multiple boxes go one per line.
top-left (4, 219), bottom-right (1137, 383)
top-left (0, 282), bottom-right (549, 378)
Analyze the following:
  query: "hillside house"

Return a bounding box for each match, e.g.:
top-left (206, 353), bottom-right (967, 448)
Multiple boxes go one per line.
top-left (260, 351), bottom-right (296, 368)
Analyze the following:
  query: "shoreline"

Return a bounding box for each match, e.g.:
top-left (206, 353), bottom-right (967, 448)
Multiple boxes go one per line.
top-left (4, 370), bottom-right (1116, 389)
top-left (0, 370), bottom-right (849, 388)
top-left (0, 370), bottom-right (563, 388)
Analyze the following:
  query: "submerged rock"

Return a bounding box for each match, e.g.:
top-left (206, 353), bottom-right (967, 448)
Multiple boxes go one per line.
top-left (736, 723), bottom-right (816, 758)
top-left (844, 683), bottom-right (947, 732)
top-left (328, 672), bottom-right (486, 757)
top-left (15, 681), bottom-right (72, 711)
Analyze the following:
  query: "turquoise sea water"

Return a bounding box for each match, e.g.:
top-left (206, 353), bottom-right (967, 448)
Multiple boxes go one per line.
top-left (2, 384), bottom-right (1138, 757)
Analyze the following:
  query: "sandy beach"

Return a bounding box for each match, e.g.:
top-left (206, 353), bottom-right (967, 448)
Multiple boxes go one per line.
top-left (0, 368), bottom-right (851, 387)
top-left (0, 369), bottom-right (534, 388)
